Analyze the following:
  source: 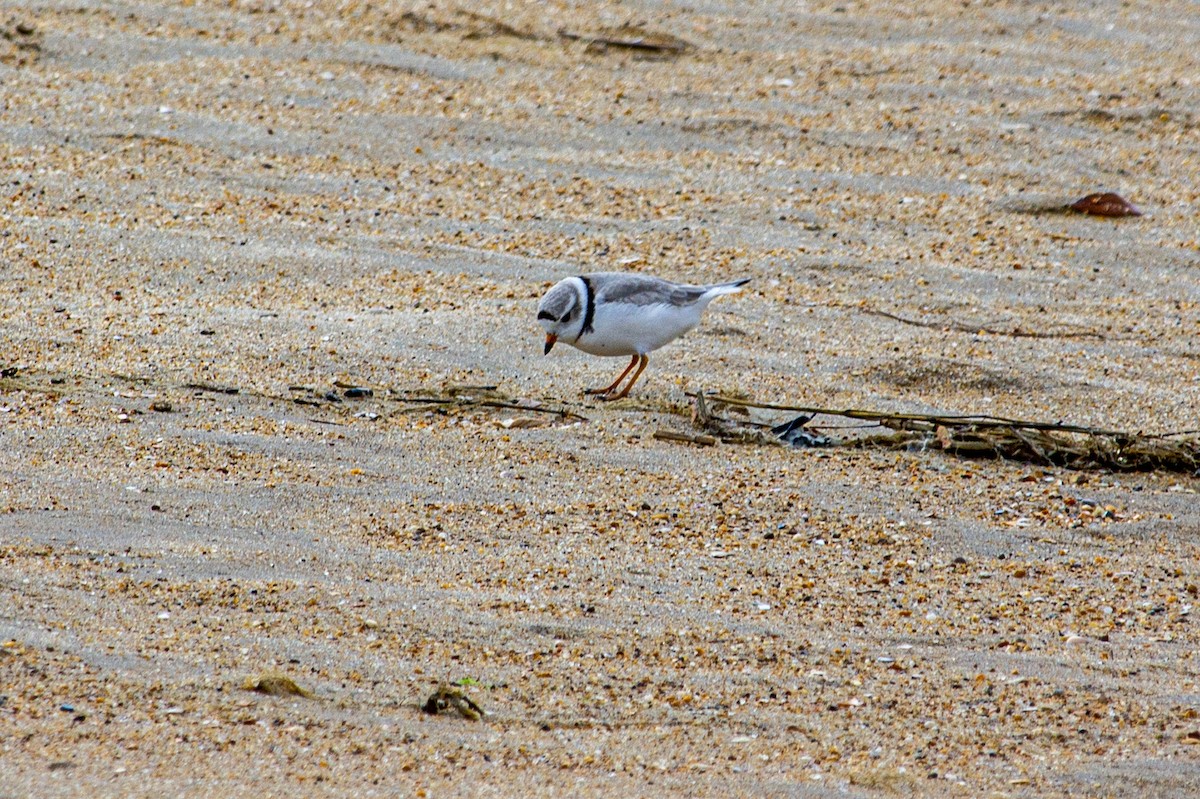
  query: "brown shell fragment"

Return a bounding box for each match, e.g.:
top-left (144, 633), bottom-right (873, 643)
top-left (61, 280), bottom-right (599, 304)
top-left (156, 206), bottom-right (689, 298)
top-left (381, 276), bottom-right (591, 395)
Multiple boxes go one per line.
top-left (1068, 192), bottom-right (1142, 217)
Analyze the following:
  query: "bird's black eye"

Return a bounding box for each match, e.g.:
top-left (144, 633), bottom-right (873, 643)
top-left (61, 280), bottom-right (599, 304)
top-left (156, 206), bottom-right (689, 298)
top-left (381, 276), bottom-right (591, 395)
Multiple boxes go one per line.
top-left (538, 310), bottom-right (557, 321)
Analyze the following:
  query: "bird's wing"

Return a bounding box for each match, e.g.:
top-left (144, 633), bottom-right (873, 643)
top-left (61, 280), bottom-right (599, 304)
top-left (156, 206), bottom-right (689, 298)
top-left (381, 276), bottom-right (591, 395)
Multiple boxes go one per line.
top-left (594, 274), bottom-right (707, 307)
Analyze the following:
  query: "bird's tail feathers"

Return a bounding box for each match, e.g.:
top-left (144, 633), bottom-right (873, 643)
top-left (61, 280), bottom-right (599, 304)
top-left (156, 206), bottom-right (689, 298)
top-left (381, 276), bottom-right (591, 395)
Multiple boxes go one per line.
top-left (708, 278), bottom-right (751, 295)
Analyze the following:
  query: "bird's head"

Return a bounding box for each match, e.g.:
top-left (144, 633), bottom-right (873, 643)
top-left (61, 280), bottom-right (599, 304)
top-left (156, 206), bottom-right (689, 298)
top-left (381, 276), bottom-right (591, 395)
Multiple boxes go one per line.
top-left (536, 279), bottom-right (583, 354)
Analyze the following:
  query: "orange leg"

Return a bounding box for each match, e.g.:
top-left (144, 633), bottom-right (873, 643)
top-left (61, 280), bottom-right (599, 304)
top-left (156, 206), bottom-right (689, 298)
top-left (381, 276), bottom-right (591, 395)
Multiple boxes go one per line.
top-left (585, 354), bottom-right (640, 397)
top-left (599, 354), bottom-right (649, 401)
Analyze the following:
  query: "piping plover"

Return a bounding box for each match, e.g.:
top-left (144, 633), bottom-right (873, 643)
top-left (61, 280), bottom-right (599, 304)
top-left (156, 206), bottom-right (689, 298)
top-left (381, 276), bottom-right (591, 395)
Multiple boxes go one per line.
top-left (537, 272), bottom-right (750, 400)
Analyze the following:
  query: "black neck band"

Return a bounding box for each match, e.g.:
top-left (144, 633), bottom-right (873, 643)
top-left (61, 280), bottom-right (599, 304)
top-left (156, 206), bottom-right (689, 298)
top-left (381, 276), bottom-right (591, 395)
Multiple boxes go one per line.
top-left (577, 275), bottom-right (596, 338)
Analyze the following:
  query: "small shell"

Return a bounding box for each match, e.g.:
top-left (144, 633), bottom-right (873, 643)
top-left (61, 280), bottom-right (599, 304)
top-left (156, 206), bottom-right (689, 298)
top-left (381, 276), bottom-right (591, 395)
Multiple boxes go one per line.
top-left (1069, 192), bottom-right (1141, 217)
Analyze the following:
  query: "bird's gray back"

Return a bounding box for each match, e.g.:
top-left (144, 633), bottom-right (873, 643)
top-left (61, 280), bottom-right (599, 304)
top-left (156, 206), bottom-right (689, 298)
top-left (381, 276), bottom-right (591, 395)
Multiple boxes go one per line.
top-left (588, 272), bottom-right (708, 307)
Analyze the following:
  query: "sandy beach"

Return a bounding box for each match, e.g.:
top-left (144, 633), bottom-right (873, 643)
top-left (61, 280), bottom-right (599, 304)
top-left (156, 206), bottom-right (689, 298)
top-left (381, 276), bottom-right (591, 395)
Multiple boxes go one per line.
top-left (2, 1), bottom-right (1199, 796)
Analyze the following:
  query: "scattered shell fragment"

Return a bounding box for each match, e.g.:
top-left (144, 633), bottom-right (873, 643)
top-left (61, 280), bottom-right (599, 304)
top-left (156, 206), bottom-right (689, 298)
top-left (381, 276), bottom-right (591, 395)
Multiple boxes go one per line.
top-left (498, 416), bottom-right (547, 429)
top-left (772, 414), bottom-right (834, 448)
top-left (242, 674), bottom-right (316, 698)
top-left (422, 684), bottom-right (484, 721)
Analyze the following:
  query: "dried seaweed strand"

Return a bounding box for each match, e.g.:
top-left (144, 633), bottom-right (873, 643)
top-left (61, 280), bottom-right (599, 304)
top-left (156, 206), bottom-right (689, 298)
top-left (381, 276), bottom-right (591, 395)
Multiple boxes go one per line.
top-left (459, 10), bottom-right (538, 40)
top-left (689, 392), bottom-right (1200, 474)
top-left (694, 393), bottom-right (1146, 438)
top-left (860, 307), bottom-right (1105, 340)
top-left (558, 27), bottom-right (692, 55)
top-left (395, 395), bottom-right (588, 421)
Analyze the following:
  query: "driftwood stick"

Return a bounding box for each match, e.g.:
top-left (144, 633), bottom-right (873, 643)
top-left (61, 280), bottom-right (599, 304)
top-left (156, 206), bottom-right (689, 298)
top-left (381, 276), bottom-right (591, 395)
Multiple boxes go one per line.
top-left (653, 430), bottom-right (717, 446)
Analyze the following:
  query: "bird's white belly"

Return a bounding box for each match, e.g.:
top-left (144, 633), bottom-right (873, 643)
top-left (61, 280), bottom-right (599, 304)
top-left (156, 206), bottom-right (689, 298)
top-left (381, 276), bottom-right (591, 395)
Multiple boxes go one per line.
top-left (572, 302), bottom-right (701, 356)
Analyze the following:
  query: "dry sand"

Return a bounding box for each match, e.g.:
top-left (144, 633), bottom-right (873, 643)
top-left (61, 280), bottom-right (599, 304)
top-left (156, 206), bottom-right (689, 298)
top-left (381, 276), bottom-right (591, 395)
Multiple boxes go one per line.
top-left (2, 1), bottom-right (1200, 796)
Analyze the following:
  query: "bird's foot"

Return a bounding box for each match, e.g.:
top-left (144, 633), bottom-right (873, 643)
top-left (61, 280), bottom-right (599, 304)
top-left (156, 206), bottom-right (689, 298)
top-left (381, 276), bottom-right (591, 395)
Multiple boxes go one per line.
top-left (584, 387), bottom-right (625, 401)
